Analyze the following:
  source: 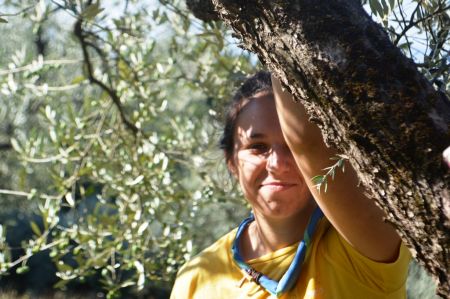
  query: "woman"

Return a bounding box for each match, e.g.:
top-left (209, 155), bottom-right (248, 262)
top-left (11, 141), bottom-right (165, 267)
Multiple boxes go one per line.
top-left (170, 71), bottom-right (411, 298)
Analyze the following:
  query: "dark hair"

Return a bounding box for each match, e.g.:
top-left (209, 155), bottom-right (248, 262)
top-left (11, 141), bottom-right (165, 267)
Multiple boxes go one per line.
top-left (220, 71), bottom-right (272, 165)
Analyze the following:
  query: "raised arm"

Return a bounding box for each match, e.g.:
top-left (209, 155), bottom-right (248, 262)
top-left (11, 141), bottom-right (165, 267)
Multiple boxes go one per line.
top-left (272, 76), bottom-right (401, 263)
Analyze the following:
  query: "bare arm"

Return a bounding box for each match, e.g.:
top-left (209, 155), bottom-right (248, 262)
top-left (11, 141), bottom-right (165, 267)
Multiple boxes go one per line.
top-left (272, 76), bottom-right (401, 263)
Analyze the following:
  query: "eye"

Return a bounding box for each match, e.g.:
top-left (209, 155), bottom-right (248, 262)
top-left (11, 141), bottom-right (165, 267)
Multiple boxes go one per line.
top-left (247, 143), bottom-right (268, 152)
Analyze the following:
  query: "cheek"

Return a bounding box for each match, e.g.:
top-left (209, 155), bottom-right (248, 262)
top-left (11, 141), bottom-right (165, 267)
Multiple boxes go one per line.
top-left (236, 154), bottom-right (264, 178)
top-left (294, 167), bottom-right (305, 180)
top-left (237, 161), bottom-right (252, 184)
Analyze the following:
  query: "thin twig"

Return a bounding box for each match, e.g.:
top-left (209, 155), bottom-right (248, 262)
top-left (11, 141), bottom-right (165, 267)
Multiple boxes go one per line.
top-left (396, 0), bottom-right (414, 58)
top-left (394, 3), bottom-right (450, 46)
top-left (0, 189), bottom-right (60, 200)
top-left (0, 5), bottom-right (35, 17)
top-left (7, 239), bottom-right (64, 269)
top-left (62, 105), bottom-right (111, 189)
top-left (24, 83), bottom-right (83, 92)
top-left (0, 59), bottom-right (82, 76)
top-left (393, 0), bottom-right (422, 45)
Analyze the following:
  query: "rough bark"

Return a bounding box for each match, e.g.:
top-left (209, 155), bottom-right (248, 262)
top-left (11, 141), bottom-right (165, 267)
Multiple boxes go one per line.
top-left (190, 0), bottom-right (450, 297)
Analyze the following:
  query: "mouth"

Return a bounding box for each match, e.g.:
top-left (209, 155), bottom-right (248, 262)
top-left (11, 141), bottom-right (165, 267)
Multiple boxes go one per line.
top-left (260, 182), bottom-right (297, 190)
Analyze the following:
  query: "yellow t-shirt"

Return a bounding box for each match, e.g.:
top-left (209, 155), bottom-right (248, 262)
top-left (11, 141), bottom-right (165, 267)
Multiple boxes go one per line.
top-left (170, 218), bottom-right (411, 299)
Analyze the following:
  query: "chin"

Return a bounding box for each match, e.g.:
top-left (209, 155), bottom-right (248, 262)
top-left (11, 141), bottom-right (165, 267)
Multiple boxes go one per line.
top-left (261, 196), bottom-right (313, 218)
top-left (262, 204), bottom-right (307, 219)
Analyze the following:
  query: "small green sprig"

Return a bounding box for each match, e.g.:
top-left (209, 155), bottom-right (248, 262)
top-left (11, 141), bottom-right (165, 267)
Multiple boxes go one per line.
top-left (311, 154), bottom-right (348, 193)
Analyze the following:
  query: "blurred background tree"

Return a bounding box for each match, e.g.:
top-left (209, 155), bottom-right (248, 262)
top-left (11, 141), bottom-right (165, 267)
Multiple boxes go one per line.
top-left (0, 0), bottom-right (446, 298)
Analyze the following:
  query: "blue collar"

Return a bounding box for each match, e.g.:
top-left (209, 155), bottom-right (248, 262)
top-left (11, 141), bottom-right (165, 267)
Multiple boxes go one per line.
top-left (231, 207), bottom-right (323, 297)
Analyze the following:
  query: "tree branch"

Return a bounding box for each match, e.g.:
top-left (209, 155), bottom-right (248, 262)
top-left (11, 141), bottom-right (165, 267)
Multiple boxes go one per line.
top-left (393, 0), bottom-right (421, 46)
top-left (73, 18), bottom-right (139, 136)
top-left (198, 0), bottom-right (450, 296)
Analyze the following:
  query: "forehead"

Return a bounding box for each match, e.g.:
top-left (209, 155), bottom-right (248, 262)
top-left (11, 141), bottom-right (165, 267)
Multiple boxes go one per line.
top-left (234, 94), bottom-right (281, 142)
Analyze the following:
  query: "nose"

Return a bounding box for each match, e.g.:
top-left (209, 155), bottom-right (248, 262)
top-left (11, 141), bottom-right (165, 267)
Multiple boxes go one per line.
top-left (266, 145), bottom-right (292, 173)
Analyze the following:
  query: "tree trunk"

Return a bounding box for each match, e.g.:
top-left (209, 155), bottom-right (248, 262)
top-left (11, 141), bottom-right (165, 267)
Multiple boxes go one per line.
top-left (189, 0), bottom-right (450, 297)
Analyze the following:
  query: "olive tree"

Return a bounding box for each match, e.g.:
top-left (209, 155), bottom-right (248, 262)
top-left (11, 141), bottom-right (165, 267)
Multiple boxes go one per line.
top-left (187, 0), bottom-right (450, 297)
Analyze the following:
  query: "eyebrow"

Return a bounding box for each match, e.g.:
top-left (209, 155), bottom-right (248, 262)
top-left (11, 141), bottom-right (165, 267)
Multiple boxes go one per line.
top-left (248, 132), bottom-right (266, 139)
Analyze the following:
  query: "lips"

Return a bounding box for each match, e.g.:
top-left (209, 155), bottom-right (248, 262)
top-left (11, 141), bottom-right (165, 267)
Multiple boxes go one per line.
top-left (260, 182), bottom-right (297, 190)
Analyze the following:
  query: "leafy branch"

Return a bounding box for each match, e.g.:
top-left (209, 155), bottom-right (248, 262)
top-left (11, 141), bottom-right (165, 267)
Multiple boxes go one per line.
top-left (311, 154), bottom-right (348, 193)
top-left (0, 4), bottom-right (35, 23)
top-left (73, 17), bottom-right (139, 136)
top-left (394, 1), bottom-right (450, 45)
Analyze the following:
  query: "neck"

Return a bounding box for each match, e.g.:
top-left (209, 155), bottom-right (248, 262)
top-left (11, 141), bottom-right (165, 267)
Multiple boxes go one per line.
top-left (241, 202), bottom-right (317, 261)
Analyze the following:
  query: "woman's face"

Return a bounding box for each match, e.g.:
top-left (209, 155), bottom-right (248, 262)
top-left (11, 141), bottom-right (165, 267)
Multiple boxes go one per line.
top-left (230, 93), bottom-right (312, 220)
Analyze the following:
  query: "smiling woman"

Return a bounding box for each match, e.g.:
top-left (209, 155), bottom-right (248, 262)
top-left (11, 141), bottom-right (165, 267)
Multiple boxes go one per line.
top-left (229, 93), bottom-right (314, 223)
top-left (170, 71), bottom-right (411, 299)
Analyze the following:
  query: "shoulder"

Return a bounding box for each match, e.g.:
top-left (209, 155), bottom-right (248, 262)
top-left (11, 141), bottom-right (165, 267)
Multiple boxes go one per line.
top-left (319, 222), bottom-right (411, 292)
top-left (170, 229), bottom-right (237, 298)
top-left (189, 228), bottom-right (237, 270)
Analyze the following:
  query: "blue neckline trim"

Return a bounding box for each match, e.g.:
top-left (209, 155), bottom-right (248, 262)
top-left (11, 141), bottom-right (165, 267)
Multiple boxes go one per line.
top-left (231, 207), bottom-right (323, 297)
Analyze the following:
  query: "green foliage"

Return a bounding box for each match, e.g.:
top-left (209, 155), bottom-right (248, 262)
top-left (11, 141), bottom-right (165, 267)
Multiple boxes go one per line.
top-left (0, 0), bottom-right (254, 296)
top-left (311, 155), bottom-right (347, 193)
top-left (362, 0), bottom-right (450, 95)
top-left (0, 0), bottom-right (445, 297)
